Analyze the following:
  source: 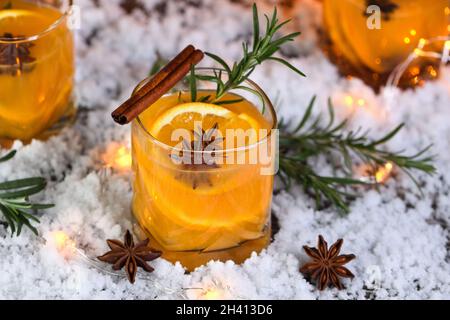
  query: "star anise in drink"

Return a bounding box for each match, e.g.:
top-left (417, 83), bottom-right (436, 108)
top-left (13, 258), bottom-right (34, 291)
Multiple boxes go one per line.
top-left (0, 33), bottom-right (36, 75)
top-left (365, 0), bottom-right (399, 20)
top-left (300, 235), bottom-right (356, 290)
top-left (98, 230), bottom-right (161, 284)
top-left (171, 123), bottom-right (224, 189)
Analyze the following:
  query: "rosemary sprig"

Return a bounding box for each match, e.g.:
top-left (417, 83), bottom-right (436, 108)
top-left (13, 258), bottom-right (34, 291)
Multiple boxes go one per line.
top-left (278, 96), bottom-right (436, 212)
top-left (189, 3), bottom-right (305, 104)
top-left (0, 150), bottom-right (53, 236)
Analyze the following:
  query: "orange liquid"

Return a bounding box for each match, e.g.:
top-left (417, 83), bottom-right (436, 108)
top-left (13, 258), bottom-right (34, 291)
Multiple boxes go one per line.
top-left (0, 0), bottom-right (74, 143)
top-left (323, 0), bottom-right (449, 73)
top-left (132, 91), bottom-right (275, 271)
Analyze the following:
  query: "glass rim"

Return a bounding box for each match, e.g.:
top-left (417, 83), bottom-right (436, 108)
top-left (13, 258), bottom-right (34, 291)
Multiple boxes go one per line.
top-left (0, 0), bottom-right (73, 44)
top-left (343, 0), bottom-right (447, 14)
top-left (133, 67), bottom-right (278, 154)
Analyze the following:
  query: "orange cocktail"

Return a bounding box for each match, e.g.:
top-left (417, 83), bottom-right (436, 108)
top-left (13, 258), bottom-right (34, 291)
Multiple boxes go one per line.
top-left (0, 0), bottom-right (75, 145)
top-left (131, 69), bottom-right (277, 270)
top-left (323, 0), bottom-right (449, 87)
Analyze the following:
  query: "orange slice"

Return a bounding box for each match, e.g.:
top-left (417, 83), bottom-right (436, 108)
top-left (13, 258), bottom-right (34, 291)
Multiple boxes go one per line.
top-left (149, 102), bottom-right (262, 147)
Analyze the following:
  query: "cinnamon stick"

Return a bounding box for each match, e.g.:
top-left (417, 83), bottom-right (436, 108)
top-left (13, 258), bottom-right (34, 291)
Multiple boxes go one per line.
top-left (112, 45), bottom-right (202, 125)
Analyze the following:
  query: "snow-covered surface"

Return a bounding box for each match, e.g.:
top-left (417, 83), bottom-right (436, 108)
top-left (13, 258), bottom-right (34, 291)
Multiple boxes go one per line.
top-left (0, 0), bottom-right (449, 299)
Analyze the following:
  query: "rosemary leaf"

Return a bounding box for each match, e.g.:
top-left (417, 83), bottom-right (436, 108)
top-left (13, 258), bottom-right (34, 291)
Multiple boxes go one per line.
top-left (0, 150), bottom-right (53, 236)
top-left (199, 4), bottom-right (304, 104)
top-left (189, 64), bottom-right (197, 102)
top-left (0, 149), bottom-right (16, 163)
top-left (214, 98), bottom-right (244, 106)
top-left (278, 97), bottom-right (436, 212)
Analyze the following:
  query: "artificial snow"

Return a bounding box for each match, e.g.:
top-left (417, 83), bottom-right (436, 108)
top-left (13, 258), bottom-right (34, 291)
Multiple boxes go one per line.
top-left (0, 0), bottom-right (449, 299)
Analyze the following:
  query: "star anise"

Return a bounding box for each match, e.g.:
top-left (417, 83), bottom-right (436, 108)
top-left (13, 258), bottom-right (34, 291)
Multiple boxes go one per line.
top-left (120, 0), bottom-right (148, 15)
top-left (97, 230), bottom-right (161, 284)
top-left (365, 0), bottom-right (399, 21)
top-left (300, 235), bottom-right (356, 290)
top-left (0, 33), bottom-right (35, 75)
top-left (172, 123), bottom-right (223, 189)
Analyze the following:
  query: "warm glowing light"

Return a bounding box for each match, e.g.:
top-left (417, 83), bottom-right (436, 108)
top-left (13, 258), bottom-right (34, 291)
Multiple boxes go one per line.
top-left (409, 29), bottom-right (417, 36)
top-left (445, 41), bottom-right (450, 50)
top-left (102, 143), bottom-right (132, 171)
top-left (355, 162), bottom-right (394, 184)
top-left (414, 48), bottom-right (423, 57)
top-left (418, 38), bottom-right (427, 48)
top-left (375, 162), bottom-right (394, 184)
top-left (357, 99), bottom-right (365, 107)
top-left (115, 147), bottom-right (132, 168)
top-left (410, 66), bottom-right (420, 76)
top-left (404, 37), bottom-right (411, 44)
top-left (52, 231), bottom-right (76, 252)
top-left (445, 7), bottom-right (450, 15)
top-left (427, 66), bottom-right (438, 78)
top-left (204, 289), bottom-right (223, 300)
top-left (344, 96), bottom-right (354, 106)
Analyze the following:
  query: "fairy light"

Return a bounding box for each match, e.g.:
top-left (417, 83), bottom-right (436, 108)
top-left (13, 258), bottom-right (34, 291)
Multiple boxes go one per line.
top-left (343, 95), bottom-right (367, 109)
top-left (357, 98), bottom-right (366, 107)
top-left (196, 280), bottom-right (241, 300)
top-left (375, 162), bottom-right (394, 184)
top-left (404, 37), bottom-right (411, 44)
top-left (115, 146), bottom-right (132, 168)
top-left (387, 36), bottom-right (450, 88)
top-left (203, 288), bottom-right (224, 300)
top-left (51, 231), bottom-right (77, 258)
top-left (344, 95), bottom-right (354, 107)
top-left (427, 66), bottom-right (438, 78)
top-left (409, 66), bottom-right (420, 76)
top-left (102, 143), bottom-right (132, 171)
top-left (355, 162), bottom-right (394, 184)
top-left (409, 29), bottom-right (417, 36)
top-left (413, 48), bottom-right (422, 57)
top-left (52, 231), bottom-right (75, 250)
top-left (47, 230), bottom-right (190, 297)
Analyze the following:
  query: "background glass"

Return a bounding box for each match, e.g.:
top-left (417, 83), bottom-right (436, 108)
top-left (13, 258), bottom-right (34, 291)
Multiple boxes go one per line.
top-left (322, 0), bottom-right (449, 90)
top-left (0, 0), bottom-right (75, 147)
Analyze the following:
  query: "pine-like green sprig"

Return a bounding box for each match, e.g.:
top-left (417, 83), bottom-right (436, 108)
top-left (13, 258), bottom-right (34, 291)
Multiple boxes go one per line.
top-left (0, 150), bottom-right (53, 236)
top-left (278, 96), bottom-right (436, 212)
top-left (189, 3), bottom-right (304, 104)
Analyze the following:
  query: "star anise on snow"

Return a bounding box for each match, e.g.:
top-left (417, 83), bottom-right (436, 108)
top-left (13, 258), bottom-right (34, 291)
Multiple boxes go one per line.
top-left (97, 230), bottom-right (161, 284)
top-left (300, 235), bottom-right (356, 290)
top-left (0, 33), bottom-right (36, 75)
top-left (365, 0), bottom-right (399, 20)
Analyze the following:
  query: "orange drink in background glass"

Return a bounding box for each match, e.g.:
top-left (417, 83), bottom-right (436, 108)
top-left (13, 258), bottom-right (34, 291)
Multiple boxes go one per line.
top-left (0, 0), bottom-right (75, 146)
top-left (131, 68), bottom-right (277, 271)
top-left (322, 0), bottom-right (449, 88)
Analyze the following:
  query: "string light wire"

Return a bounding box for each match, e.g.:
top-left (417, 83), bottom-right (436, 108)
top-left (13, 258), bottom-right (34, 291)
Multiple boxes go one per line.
top-left (387, 36), bottom-right (450, 88)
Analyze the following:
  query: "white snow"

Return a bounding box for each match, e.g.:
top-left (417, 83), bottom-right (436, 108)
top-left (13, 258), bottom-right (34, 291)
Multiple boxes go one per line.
top-left (0, 0), bottom-right (449, 299)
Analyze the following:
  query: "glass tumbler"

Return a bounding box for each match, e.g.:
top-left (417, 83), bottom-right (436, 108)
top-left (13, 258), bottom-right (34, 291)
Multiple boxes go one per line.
top-left (131, 68), bottom-right (277, 271)
top-left (0, 0), bottom-right (75, 147)
top-left (322, 0), bottom-right (449, 89)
